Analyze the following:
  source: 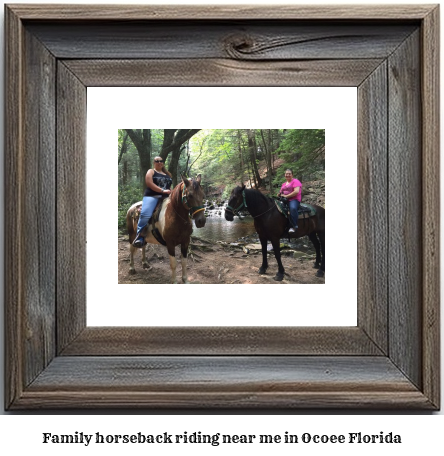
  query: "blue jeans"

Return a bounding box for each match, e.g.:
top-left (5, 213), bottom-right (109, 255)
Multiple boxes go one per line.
top-left (136, 196), bottom-right (161, 237)
top-left (289, 199), bottom-right (300, 229)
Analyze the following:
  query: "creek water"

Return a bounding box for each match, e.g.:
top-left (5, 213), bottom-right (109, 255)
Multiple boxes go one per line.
top-left (192, 213), bottom-right (255, 243)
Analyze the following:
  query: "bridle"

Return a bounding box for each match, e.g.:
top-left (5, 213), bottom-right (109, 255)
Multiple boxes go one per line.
top-left (226, 189), bottom-right (276, 219)
top-left (181, 182), bottom-right (205, 219)
top-left (226, 190), bottom-right (248, 217)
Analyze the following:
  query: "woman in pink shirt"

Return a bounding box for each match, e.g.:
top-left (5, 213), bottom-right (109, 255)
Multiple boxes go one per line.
top-left (278, 169), bottom-right (302, 233)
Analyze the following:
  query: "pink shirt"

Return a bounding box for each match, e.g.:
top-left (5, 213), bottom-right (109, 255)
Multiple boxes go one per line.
top-left (281, 178), bottom-right (302, 202)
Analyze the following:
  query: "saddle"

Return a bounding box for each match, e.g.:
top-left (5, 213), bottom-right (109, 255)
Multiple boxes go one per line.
top-left (134, 196), bottom-right (168, 246)
top-left (275, 198), bottom-right (316, 220)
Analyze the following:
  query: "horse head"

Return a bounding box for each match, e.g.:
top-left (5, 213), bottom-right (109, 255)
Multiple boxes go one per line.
top-left (182, 174), bottom-right (206, 228)
top-left (225, 185), bottom-right (246, 221)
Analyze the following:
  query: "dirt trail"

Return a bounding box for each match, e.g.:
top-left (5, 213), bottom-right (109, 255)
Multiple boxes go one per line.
top-left (118, 235), bottom-right (325, 285)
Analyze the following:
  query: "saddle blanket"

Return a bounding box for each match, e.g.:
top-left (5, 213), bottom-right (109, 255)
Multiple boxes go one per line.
top-left (275, 200), bottom-right (316, 219)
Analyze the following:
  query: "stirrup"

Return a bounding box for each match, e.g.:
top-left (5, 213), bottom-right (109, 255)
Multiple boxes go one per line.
top-left (133, 235), bottom-right (146, 248)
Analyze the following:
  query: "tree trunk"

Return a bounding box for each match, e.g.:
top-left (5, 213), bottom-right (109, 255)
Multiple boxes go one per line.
top-left (246, 129), bottom-right (262, 188)
top-left (168, 145), bottom-right (185, 187)
top-left (237, 130), bottom-right (244, 185)
top-left (260, 129), bottom-right (273, 193)
top-left (160, 129), bottom-right (176, 159)
top-left (246, 158), bottom-right (254, 188)
top-left (160, 129), bottom-right (201, 186)
top-left (118, 131), bottom-right (129, 165)
top-left (122, 160), bottom-right (128, 186)
top-left (125, 129), bottom-right (152, 187)
top-left (184, 141), bottom-right (191, 176)
top-left (139, 129), bottom-right (152, 182)
top-left (267, 129), bottom-right (274, 191)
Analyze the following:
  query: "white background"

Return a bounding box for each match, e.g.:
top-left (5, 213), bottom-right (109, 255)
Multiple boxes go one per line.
top-left (87, 87), bottom-right (357, 326)
top-left (0, 0), bottom-right (442, 452)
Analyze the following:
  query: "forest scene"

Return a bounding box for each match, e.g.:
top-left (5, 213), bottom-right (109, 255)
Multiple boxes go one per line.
top-left (118, 129), bottom-right (325, 284)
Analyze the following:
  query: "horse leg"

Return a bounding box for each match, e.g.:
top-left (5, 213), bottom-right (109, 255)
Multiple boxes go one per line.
top-left (180, 243), bottom-right (190, 284)
top-left (271, 238), bottom-right (285, 281)
top-left (258, 235), bottom-right (269, 274)
top-left (141, 244), bottom-right (150, 269)
top-left (167, 244), bottom-right (178, 284)
top-left (317, 231), bottom-right (325, 277)
top-left (308, 232), bottom-right (321, 269)
top-left (129, 244), bottom-right (136, 274)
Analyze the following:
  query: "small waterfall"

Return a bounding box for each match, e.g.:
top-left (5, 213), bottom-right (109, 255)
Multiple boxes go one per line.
top-left (203, 198), bottom-right (227, 218)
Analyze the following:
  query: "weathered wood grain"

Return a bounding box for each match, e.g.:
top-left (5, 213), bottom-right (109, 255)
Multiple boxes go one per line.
top-left (7, 4), bottom-right (435, 20)
top-left (63, 58), bottom-right (384, 87)
top-left (56, 63), bottom-right (87, 354)
top-left (5, 9), bottom-right (58, 409)
top-left (388, 31), bottom-right (422, 389)
top-left (17, 390), bottom-right (433, 410)
top-left (421, 6), bottom-right (440, 409)
top-left (29, 356), bottom-right (418, 391)
top-left (357, 62), bottom-right (388, 353)
top-left (61, 327), bottom-right (382, 356)
top-left (21, 28), bottom-right (57, 387)
top-left (27, 23), bottom-right (416, 60)
top-left (15, 356), bottom-right (432, 409)
top-left (5, 4), bottom-right (24, 411)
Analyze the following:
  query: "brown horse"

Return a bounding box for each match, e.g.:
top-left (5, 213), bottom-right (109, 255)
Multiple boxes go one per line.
top-left (225, 185), bottom-right (325, 281)
top-left (127, 175), bottom-right (206, 283)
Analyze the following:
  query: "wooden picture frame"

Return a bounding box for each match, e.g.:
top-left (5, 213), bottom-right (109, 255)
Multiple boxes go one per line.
top-left (5, 4), bottom-right (440, 410)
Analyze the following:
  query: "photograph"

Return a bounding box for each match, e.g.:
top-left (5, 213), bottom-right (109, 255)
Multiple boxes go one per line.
top-left (118, 129), bottom-right (325, 285)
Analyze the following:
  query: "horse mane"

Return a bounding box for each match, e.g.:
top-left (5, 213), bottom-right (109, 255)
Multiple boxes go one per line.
top-left (170, 181), bottom-right (183, 207)
top-left (245, 188), bottom-right (274, 208)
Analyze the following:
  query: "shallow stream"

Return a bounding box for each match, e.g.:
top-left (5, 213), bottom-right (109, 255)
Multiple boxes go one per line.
top-left (192, 204), bottom-right (313, 254)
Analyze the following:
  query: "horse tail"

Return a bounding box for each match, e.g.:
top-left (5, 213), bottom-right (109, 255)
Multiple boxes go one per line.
top-left (126, 201), bottom-right (141, 244)
top-left (313, 204), bottom-right (325, 231)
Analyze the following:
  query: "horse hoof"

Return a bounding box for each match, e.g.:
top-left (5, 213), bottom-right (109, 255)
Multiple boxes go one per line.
top-left (142, 263), bottom-right (151, 270)
top-left (129, 268), bottom-right (136, 275)
top-left (313, 262), bottom-right (320, 269)
top-left (316, 269), bottom-right (325, 278)
top-left (274, 273), bottom-right (284, 281)
top-left (258, 267), bottom-right (267, 274)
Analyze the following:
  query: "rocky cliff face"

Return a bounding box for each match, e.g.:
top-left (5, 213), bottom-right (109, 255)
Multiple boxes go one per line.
top-left (301, 175), bottom-right (325, 208)
top-left (255, 158), bottom-right (325, 208)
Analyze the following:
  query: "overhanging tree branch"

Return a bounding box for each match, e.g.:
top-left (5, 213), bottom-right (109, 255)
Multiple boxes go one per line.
top-left (125, 129), bottom-right (142, 151)
top-left (160, 129), bottom-right (201, 158)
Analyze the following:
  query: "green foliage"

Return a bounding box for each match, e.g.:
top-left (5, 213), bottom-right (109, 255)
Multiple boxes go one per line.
top-left (272, 129), bottom-right (324, 186)
top-left (189, 129), bottom-right (248, 195)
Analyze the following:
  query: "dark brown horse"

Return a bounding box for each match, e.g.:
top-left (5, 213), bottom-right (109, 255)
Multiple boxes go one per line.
top-left (225, 185), bottom-right (325, 281)
top-left (127, 175), bottom-right (206, 283)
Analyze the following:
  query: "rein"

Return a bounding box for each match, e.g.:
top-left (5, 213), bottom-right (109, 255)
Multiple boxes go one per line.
top-left (251, 204), bottom-right (276, 219)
